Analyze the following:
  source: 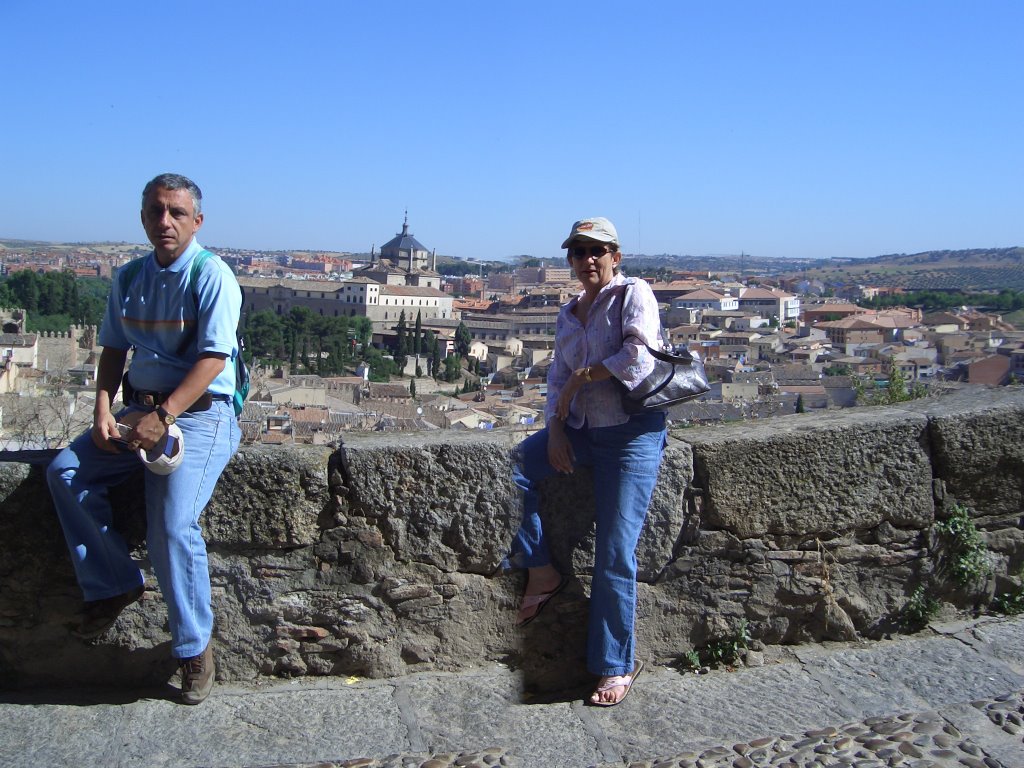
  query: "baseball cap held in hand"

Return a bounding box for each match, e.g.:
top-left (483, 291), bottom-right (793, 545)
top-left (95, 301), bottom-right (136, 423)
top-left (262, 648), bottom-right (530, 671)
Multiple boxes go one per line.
top-left (138, 423), bottom-right (185, 475)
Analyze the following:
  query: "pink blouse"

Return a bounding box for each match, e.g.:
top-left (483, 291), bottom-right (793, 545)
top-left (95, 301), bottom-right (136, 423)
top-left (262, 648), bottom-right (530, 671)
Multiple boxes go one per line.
top-left (546, 273), bottom-right (662, 428)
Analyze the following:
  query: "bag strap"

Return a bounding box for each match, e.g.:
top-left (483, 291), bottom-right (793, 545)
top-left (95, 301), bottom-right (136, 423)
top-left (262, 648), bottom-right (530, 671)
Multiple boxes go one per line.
top-left (619, 279), bottom-right (667, 350)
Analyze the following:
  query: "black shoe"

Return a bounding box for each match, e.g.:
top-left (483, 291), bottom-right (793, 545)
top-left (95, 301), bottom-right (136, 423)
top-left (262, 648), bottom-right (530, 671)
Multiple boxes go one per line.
top-left (71, 585), bottom-right (145, 640)
top-left (180, 644), bottom-right (215, 705)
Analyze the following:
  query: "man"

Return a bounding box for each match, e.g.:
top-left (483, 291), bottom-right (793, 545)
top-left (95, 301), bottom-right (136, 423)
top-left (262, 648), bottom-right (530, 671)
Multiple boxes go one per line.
top-left (47, 173), bottom-right (242, 704)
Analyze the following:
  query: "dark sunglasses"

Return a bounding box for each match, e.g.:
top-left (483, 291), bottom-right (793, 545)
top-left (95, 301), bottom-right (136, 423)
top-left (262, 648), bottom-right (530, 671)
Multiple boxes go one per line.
top-left (570, 245), bottom-right (610, 260)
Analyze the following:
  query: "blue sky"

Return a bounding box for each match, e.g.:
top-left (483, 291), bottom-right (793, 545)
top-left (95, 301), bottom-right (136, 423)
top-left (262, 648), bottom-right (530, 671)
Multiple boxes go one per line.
top-left (2, 1), bottom-right (1020, 261)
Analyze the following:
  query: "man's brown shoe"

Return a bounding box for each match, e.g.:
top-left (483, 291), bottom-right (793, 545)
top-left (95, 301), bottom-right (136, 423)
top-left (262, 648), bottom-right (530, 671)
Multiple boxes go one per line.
top-left (180, 643), bottom-right (215, 705)
top-left (71, 585), bottom-right (145, 640)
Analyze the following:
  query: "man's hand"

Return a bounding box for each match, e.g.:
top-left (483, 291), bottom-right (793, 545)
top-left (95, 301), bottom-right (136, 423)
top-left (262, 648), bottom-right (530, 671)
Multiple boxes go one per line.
top-left (122, 410), bottom-right (167, 452)
top-left (91, 410), bottom-right (123, 453)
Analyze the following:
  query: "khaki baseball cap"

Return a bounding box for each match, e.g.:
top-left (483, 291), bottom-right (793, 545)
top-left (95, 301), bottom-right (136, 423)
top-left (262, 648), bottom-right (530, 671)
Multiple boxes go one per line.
top-left (561, 217), bottom-right (619, 249)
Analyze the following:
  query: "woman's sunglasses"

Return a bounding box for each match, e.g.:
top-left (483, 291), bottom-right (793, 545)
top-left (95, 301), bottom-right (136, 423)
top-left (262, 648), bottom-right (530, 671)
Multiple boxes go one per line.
top-left (570, 245), bottom-right (610, 260)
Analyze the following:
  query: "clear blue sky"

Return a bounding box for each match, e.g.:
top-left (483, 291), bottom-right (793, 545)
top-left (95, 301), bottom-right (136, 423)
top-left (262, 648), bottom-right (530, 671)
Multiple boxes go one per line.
top-left (2, 1), bottom-right (1021, 262)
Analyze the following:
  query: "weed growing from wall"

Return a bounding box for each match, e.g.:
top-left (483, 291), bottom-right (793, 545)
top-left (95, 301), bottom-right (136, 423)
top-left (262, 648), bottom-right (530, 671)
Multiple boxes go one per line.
top-left (991, 565), bottom-right (1024, 616)
top-left (935, 504), bottom-right (992, 588)
top-left (679, 620), bottom-right (752, 671)
top-left (900, 585), bottom-right (940, 630)
top-left (992, 588), bottom-right (1024, 615)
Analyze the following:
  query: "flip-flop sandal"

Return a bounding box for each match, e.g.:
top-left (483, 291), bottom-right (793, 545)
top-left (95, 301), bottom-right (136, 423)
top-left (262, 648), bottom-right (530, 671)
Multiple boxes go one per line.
top-left (588, 660), bottom-right (644, 707)
top-left (515, 576), bottom-right (568, 627)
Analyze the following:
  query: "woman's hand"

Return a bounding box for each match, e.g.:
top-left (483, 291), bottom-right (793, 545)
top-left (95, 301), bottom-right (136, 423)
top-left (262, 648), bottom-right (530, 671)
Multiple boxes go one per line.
top-left (547, 422), bottom-right (575, 474)
top-left (555, 369), bottom-right (587, 421)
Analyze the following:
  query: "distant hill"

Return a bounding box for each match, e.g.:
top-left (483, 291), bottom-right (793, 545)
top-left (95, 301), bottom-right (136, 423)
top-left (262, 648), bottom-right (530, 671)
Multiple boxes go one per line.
top-left (799, 247), bottom-right (1024, 291)
top-left (5, 238), bottom-right (1022, 291)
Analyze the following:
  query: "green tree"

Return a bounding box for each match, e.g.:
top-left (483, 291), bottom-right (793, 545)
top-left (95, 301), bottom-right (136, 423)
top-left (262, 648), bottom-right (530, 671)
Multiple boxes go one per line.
top-left (353, 316), bottom-right (372, 347)
top-left (443, 354), bottom-right (461, 383)
top-left (6, 271), bottom-right (41, 312)
top-left (310, 315), bottom-right (336, 374)
top-left (246, 311), bottom-right (287, 362)
top-left (886, 363), bottom-right (909, 404)
top-left (431, 334), bottom-right (441, 379)
top-left (796, 394), bottom-right (805, 413)
top-left (0, 281), bottom-right (15, 308)
top-left (853, 376), bottom-right (868, 405)
top-left (423, 330), bottom-right (437, 377)
top-left (455, 322), bottom-right (472, 359)
top-left (363, 346), bottom-right (397, 382)
top-left (286, 306), bottom-right (314, 370)
top-left (395, 310), bottom-right (409, 375)
top-left (413, 310), bottom-right (422, 355)
top-left (409, 379), bottom-right (417, 399)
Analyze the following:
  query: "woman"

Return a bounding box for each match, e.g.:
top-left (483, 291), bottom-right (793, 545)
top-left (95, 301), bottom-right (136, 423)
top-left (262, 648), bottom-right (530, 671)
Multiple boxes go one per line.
top-left (509, 216), bottom-right (667, 706)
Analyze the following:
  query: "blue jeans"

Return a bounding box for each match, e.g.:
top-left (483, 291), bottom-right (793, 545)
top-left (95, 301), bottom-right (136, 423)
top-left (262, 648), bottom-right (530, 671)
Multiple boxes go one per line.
top-left (510, 411), bottom-right (667, 677)
top-left (47, 400), bottom-right (240, 659)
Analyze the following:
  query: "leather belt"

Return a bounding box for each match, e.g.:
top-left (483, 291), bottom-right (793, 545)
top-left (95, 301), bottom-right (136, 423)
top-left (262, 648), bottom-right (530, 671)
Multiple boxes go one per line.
top-left (130, 391), bottom-right (230, 412)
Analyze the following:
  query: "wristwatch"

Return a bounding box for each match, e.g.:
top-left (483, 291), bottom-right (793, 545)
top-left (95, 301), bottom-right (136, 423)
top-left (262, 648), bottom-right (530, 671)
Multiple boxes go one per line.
top-left (155, 405), bottom-right (176, 426)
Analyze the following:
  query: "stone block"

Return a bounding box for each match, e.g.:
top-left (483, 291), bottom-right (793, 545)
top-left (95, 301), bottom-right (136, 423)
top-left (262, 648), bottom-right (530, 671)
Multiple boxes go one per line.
top-left (685, 407), bottom-right (934, 538)
top-left (912, 388), bottom-right (1024, 520)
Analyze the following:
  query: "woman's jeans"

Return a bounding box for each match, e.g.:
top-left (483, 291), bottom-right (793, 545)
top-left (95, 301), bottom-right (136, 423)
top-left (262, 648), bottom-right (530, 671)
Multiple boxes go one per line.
top-left (46, 400), bottom-right (240, 659)
top-left (510, 411), bottom-right (667, 677)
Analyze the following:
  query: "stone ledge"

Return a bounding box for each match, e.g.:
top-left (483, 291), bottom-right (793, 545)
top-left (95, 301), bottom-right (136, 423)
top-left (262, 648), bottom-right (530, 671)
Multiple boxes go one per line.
top-left (1, 387), bottom-right (1022, 689)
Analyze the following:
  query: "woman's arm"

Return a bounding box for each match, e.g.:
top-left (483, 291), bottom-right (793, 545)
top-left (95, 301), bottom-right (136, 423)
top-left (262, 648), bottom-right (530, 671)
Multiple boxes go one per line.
top-left (601, 280), bottom-right (660, 390)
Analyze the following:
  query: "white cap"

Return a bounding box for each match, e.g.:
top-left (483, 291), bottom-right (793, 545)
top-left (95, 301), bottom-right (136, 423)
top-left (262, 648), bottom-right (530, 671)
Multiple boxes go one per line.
top-left (561, 217), bottom-right (619, 249)
top-left (138, 423), bottom-right (185, 475)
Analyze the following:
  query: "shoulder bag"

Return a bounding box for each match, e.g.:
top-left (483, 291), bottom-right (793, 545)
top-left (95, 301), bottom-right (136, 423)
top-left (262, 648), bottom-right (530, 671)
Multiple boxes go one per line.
top-left (618, 280), bottom-right (710, 414)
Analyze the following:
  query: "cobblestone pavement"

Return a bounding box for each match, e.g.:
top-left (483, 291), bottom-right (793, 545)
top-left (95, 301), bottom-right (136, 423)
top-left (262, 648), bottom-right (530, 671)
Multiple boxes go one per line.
top-left (257, 695), bottom-right (1024, 768)
top-left (2, 616), bottom-right (1024, 768)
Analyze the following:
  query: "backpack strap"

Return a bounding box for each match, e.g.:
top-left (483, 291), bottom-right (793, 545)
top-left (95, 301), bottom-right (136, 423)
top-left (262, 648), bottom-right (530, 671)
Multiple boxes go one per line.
top-left (190, 250), bottom-right (249, 417)
top-left (118, 258), bottom-right (146, 305)
top-left (172, 250), bottom-right (215, 357)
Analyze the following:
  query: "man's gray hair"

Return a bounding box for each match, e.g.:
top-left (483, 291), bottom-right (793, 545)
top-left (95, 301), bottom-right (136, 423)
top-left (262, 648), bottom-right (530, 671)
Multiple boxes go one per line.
top-left (142, 173), bottom-right (203, 215)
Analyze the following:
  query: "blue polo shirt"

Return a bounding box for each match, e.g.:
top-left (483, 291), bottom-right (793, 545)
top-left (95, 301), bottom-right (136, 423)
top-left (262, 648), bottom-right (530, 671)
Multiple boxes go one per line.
top-left (100, 238), bottom-right (241, 397)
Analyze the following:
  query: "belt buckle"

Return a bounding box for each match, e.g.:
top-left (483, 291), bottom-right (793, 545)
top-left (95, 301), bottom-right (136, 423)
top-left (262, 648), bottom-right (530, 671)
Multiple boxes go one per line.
top-left (140, 393), bottom-right (157, 407)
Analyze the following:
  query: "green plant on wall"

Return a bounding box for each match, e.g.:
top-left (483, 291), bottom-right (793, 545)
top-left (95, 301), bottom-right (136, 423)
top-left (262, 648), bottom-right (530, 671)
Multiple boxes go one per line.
top-left (935, 504), bottom-right (991, 588)
top-left (900, 584), bottom-right (940, 630)
top-left (679, 620), bottom-right (751, 671)
top-left (991, 565), bottom-right (1024, 615)
top-left (992, 587), bottom-right (1024, 615)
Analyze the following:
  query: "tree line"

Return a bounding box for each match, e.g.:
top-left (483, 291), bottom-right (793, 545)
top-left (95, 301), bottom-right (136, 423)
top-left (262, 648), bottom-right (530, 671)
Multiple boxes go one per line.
top-left (0, 270), bottom-right (108, 332)
top-left (1, 270), bottom-right (486, 391)
top-left (242, 307), bottom-right (477, 386)
top-left (860, 289), bottom-right (1024, 313)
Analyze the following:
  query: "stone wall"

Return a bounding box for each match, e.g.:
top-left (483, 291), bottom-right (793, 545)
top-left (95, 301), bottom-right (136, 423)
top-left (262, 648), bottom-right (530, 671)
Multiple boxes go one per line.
top-left (1, 387), bottom-right (1022, 691)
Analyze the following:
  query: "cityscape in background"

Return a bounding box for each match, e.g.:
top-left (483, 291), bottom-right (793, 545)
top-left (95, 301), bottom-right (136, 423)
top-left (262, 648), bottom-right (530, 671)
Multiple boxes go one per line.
top-left (1, 221), bottom-right (1023, 450)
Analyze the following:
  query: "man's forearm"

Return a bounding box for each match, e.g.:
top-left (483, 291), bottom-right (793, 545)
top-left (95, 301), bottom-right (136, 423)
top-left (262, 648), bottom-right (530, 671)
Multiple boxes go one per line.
top-left (94, 347), bottom-right (128, 416)
top-left (162, 354), bottom-right (227, 417)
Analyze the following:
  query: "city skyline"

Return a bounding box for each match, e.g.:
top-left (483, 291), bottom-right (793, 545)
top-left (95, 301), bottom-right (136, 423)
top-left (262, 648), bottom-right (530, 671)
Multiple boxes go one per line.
top-left (2, 1), bottom-right (1021, 262)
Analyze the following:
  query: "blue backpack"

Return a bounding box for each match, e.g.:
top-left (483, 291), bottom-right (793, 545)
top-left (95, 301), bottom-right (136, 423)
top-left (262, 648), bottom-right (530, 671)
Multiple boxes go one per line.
top-left (118, 250), bottom-right (249, 417)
